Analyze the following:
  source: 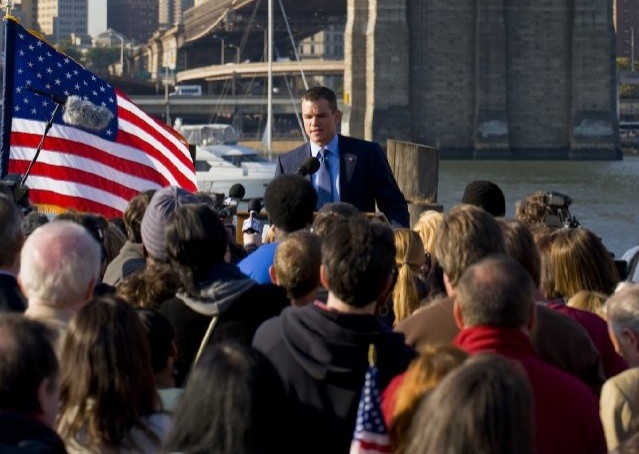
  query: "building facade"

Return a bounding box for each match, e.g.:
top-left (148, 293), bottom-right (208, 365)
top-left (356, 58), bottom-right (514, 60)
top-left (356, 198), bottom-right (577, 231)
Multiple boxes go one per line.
top-left (159, 0), bottom-right (194, 28)
top-left (37, 0), bottom-right (87, 43)
top-left (345, 0), bottom-right (620, 159)
top-left (615, 0), bottom-right (639, 65)
top-left (107, 0), bottom-right (158, 43)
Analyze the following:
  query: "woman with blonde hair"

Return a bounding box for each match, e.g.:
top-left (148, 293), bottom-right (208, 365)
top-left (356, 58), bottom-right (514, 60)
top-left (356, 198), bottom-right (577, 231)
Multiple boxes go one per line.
top-left (412, 210), bottom-right (443, 255)
top-left (392, 229), bottom-right (426, 325)
top-left (567, 290), bottom-right (608, 319)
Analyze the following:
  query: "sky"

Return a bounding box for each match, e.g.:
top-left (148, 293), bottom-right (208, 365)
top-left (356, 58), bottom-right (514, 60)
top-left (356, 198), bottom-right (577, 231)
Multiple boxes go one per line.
top-left (88, 0), bottom-right (107, 36)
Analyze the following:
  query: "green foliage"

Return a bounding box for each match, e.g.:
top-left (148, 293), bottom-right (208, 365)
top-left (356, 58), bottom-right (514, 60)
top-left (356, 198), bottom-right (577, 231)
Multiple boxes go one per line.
top-left (55, 40), bottom-right (84, 64)
top-left (617, 57), bottom-right (630, 71)
top-left (84, 46), bottom-right (121, 74)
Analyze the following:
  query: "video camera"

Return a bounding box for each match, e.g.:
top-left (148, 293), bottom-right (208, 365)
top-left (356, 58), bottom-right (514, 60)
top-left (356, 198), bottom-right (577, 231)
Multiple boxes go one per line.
top-left (0, 174), bottom-right (33, 215)
top-left (543, 191), bottom-right (580, 229)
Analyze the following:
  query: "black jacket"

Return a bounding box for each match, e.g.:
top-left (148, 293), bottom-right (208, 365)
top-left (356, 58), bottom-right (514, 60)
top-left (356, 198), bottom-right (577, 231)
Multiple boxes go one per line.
top-left (0, 274), bottom-right (26, 313)
top-left (159, 262), bottom-right (288, 386)
top-left (0, 412), bottom-right (67, 453)
top-left (252, 303), bottom-right (415, 454)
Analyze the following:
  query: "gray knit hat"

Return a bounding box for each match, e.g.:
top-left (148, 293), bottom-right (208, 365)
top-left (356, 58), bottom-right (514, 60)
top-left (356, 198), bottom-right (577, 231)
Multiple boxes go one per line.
top-left (140, 186), bottom-right (199, 260)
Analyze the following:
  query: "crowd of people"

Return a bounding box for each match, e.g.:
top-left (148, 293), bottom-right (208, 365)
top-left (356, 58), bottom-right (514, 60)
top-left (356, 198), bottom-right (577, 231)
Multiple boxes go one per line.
top-left (0, 85), bottom-right (639, 453)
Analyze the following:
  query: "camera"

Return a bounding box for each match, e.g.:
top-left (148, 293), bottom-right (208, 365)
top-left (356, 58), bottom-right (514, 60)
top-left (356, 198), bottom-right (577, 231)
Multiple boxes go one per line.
top-left (543, 192), bottom-right (572, 209)
top-left (0, 174), bottom-right (33, 215)
top-left (542, 191), bottom-right (580, 229)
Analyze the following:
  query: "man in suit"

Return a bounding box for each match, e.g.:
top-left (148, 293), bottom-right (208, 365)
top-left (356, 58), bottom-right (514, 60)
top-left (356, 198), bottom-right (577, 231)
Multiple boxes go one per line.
top-left (275, 86), bottom-right (409, 227)
top-left (0, 194), bottom-right (26, 313)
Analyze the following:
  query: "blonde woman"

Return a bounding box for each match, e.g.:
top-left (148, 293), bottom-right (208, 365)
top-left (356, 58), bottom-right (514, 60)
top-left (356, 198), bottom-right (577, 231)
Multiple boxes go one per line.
top-left (393, 229), bottom-right (426, 325)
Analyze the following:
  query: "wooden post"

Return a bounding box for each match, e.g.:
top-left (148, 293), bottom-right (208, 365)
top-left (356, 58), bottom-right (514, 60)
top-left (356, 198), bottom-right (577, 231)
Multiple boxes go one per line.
top-left (386, 139), bottom-right (443, 227)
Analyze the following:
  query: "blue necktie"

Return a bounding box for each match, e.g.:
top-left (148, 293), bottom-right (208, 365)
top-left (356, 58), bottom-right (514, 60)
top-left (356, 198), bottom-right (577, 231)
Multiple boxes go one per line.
top-left (316, 148), bottom-right (332, 209)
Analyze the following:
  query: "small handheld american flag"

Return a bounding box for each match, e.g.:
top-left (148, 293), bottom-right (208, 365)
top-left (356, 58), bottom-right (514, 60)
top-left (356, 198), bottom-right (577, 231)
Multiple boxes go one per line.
top-left (350, 344), bottom-right (392, 454)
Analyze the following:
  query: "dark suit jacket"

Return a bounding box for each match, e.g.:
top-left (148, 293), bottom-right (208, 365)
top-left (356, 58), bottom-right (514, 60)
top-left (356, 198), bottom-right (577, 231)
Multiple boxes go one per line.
top-left (0, 273), bottom-right (26, 313)
top-left (275, 134), bottom-right (410, 226)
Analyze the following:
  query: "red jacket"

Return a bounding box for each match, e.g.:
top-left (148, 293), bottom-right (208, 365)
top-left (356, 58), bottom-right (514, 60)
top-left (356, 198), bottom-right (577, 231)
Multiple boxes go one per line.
top-left (547, 302), bottom-right (627, 378)
top-left (454, 326), bottom-right (606, 454)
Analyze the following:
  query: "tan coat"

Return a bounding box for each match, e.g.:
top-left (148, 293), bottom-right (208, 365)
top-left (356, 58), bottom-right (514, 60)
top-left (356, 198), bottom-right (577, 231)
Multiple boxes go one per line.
top-left (601, 368), bottom-right (639, 451)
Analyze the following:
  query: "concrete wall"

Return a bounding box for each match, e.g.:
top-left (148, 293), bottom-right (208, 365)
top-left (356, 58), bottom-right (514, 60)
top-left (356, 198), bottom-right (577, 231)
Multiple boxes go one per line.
top-left (348, 0), bottom-right (620, 159)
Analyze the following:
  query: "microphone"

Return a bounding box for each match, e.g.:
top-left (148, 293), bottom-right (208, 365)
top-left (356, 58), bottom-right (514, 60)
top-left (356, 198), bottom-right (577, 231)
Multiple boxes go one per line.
top-left (243, 198), bottom-right (264, 234)
top-left (296, 157), bottom-right (321, 177)
top-left (247, 198), bottom-right (263, 214)
top-left (223, 183), bottom-right (246, 207)
top-left (63, 96), bottom-right (114, 131)
top-left (28, 86), bottom-right (67, 105)
top-left (28, 87), bottom-right (114, 131)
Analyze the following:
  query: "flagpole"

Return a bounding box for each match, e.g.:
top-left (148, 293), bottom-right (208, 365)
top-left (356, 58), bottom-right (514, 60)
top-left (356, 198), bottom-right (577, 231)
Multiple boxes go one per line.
top-left (267, 0), bottom-right (273, 158)
top-left (20, 102), bottom-right (62, 186)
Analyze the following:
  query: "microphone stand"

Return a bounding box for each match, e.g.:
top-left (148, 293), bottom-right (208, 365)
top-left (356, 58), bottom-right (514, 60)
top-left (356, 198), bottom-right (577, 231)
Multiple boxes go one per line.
top-left (20, 102), bottom-right (62, 186)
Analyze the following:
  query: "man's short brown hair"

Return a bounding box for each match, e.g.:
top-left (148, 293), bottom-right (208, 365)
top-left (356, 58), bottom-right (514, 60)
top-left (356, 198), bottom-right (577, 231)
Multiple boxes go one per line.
top-left (302, 86), bottom-right (338, 112)
top-left (433, 205), bottom-right (505, 287)
top-left (274, 231), bottom-right (322, 300)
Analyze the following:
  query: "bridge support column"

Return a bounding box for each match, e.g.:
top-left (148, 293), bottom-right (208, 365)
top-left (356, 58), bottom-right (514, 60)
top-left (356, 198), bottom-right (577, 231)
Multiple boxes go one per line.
top-left (473, 0), bottom-right (511, 158)
top-left (364, 0), bottom-right (411, 144)
top-left (569, 0), bottom-right (620, 158)
top-left (342, 0), bottom-right (369, 138)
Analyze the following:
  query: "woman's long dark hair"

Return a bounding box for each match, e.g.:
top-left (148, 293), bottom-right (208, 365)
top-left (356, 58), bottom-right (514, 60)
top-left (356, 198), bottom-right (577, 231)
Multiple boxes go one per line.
top-left (57, 295), bottom-right (161, 450)
top-left (164, 343), bottom-right (288, 454)
top-left (165, 204), bottom-right (228, 296)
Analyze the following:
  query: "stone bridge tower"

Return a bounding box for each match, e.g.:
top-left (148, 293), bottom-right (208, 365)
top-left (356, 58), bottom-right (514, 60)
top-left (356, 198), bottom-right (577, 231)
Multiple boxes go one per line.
top-left (343, 0), bottom-right (620, 159)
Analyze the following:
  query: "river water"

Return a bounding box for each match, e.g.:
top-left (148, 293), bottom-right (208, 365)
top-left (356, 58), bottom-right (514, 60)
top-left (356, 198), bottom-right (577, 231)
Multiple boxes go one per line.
top-left (436, 156), bottom-right (639, 258)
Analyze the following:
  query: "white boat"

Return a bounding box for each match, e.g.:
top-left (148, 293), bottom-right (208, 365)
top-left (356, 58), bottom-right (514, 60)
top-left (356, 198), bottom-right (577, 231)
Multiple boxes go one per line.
top-left (177, 123), bottom-right (275, 199)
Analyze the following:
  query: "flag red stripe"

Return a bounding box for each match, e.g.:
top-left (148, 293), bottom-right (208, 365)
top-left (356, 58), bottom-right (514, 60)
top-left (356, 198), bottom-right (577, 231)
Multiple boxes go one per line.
top-left (28, 189), bottom-right (123, 218)
top-left (9, 160), bottom-right (139, 202)
top-left (116, 129), bottom-right (194, 189)
top-left (117, 104), bottom-right (193, 169)
top-left (357, 440), bottom-right (393, 452)
top-left (10, 132), bottom-right (172, 186)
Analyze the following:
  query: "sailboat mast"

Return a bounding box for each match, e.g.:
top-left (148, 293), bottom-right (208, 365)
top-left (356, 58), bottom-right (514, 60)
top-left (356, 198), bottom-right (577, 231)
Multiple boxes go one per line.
top-left (267, 0), bottom-right (273, 156)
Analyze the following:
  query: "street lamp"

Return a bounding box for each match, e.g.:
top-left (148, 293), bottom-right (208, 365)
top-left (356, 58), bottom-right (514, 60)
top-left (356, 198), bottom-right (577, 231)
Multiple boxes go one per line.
top-left (632, 26), bottom-right (635, 72)
top-left (228, 43), bottom-right (241, 63)
top-left (212, 34), bottom-right (225, 65)
top-left (106, 28), bottom-right (125, 76)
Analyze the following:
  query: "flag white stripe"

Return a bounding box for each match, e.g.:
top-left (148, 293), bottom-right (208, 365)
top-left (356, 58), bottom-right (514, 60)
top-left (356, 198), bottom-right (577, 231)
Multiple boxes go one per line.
top-left (24, 175), bottom-right (130, 212)
top-left (10, 146), bottom-right (164, 192)
top-left (12, 119), bottom-right (182, 186)
top-left (117, 116), bottom-right (195, 182)
top-left (117, 95), bottom-right (189, 153)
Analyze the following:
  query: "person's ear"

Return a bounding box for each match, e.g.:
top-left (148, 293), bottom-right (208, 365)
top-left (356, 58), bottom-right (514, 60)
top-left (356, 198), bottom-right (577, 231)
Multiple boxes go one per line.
top-left (37, 377), bottom-right (59, 428)
top-left (319, 265), bottom-right (329, 289)
top-left (334, 109), bottom-right (342, 124)
top-left (621, 328), bottom-right (639, 352)
top-left (453, 299), bottom-right (465, 329)
top-left (443, 273), bottom-right (456, 298)
top-left (269, 265), bottom-right (278, 285)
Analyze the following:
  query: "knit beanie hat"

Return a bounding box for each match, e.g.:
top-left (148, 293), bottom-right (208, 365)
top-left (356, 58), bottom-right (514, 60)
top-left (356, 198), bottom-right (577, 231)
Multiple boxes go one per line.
top-left (461, 180), bottom-right (506, 217)
top-left (141, 186), bottom-right (199, 260)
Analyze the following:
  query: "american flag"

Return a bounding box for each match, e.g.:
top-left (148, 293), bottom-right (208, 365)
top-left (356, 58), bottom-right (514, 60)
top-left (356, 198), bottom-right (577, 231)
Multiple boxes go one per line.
top-left (350, 345), bottom-right (392, 454)
top-left (0, 18), bottom-right (197, 218)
